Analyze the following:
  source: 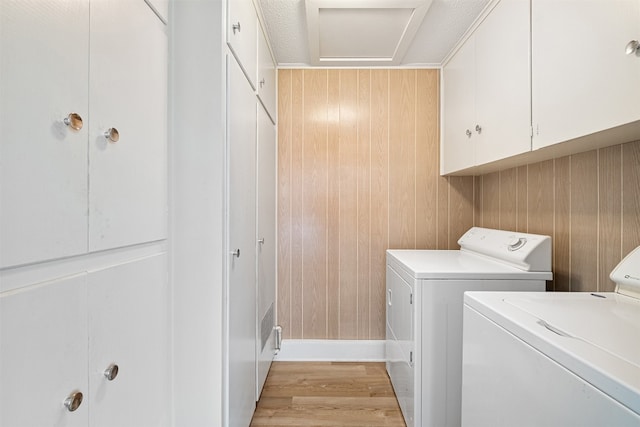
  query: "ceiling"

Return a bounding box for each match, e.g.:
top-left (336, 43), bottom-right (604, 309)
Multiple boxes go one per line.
top-left (256, 0), bottom-right (491, 67)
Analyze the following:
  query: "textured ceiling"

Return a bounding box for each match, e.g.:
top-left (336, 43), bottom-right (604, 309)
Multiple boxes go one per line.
top-left (257, 0), bottom-right (491, 67)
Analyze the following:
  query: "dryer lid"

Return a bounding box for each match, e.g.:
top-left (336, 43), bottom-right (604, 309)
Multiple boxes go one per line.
top-left (611, 246), bottom-right (640, 299)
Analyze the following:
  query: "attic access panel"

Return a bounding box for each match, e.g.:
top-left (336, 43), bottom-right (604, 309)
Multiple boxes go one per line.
top-left (305, 0), bottom-right (433, 66)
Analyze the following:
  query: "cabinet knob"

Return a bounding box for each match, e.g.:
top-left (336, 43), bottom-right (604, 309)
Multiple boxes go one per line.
top-left (232, 22), bottom-right (241, 34)
top-left (466, 129), bottom-right (472, 138)
top-left (258, 238), bottom-right (265, 244)
top-left (103, 127), bottom-right (120, 143)
top-left (63, 391), bottom-right (83, 412)
top-left (231, 248), bottom-right (240, 258)
top-left (63, 113), bottom-right (83, 131)
top-left (626, 40), bottom-right (639, 55)
top-left (103, 363), bottom-right (119, 381)
top-left (259, 78), bottom-right (266, 88)
top-left (475, 124), bottom-right (482, 134)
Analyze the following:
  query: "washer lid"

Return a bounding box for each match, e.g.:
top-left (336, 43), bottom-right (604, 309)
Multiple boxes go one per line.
top-left (465, 291), bottom-right (640, 416)
top-left (386, 250), bottom-right (552, 280)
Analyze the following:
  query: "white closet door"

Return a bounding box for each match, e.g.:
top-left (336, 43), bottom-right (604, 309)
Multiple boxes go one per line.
top-left (0, 0), bottom-right (89, 268)
top-left (227, 55), bottom-right (257, 427)
top-left (88, 254), bottom-right (170, 427)
top-left (0, 274), bottom-right (88, 427)
top-left (256, 102), bottom-right (277, 399)
top-left (88, 0), bottom-right (168, 252)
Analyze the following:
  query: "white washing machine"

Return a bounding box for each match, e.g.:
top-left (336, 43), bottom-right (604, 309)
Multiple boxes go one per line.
top-left (386, 227), bottom-right (553, 427)
top-left (461, 246), bottom-right (640, 427)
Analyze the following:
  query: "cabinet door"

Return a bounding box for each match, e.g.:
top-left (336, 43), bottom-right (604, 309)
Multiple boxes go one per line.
top-left (442, 38), bottom-right (476, 174)
top-left (475, 0), bottom-right (531, 164)
top-left (89, 0), bottom-right (168, 252)
top-left (88, 254), bottom-right (170, 427)
top-left (0, 0), bottom-right (89, 268)
top-left (0, 275), bottom-right (88, 427)
top-left (227, 0), bottom-right (258, 89)
top-left (256, 103), bottom-right (277, 399)
top-left (227, 56), bottom-right (257, 427)
top-left (532, 0), bottom-right (640, 149)
top-left (257, 25), bottom-right (277, 122)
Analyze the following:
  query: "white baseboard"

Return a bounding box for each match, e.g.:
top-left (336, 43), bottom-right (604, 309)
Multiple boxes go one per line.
top-left (274, 339), bottom-right (385, 362)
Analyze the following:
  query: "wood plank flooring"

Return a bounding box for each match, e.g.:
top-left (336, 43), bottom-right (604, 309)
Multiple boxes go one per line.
top-left (250, 362), bottom-right (406, 426)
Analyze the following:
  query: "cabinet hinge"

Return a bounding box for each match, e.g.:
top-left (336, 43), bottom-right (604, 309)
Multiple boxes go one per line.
top-left (410, 351), bottom-right (413, 364)
top-left (410, 293), bottom-right (413, 305)
top-left (530, 126), bottom-right (534, 137)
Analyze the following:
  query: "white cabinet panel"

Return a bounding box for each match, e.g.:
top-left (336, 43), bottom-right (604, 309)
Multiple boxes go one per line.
top-left (227, 0), bottom-right (258, 89)
top-left (89, 0), bottom-right (168, 252)
top-left (442, 38), bottom-right (476, 174)
top-left (227, 56), bottom-right (257, 427)
top-left (441, 0), bottom-right (530, 175)
top-left (474, 0), bottom-right (530, 164)
top-left (532, 0), bottom-right (640, 149)
top-left (0, 0), bottom-right (89, 268)
top-left (0, 274), bottom-right (89, 427)
top-left (88, 254), bottom-right (170, 427)
top-left (257, 25), bottom-right (277, 122)
top-left (256, 103), bottom-right (277, 399)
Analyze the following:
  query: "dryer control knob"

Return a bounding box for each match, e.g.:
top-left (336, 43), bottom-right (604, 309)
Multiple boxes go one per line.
top-left (508, 237), bottom-right (527, 251)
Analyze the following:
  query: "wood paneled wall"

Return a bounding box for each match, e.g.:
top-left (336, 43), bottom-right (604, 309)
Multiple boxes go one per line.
top-left (277, 69), bottom-right (474, 340)
top-left (474, 140), bottom-right (640, 292)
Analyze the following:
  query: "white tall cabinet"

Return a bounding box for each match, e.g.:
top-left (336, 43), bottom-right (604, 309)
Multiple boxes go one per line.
top-left (225, 1), bottom-right (278, 425)
top-left (0, 0), bottom-right (169, 425)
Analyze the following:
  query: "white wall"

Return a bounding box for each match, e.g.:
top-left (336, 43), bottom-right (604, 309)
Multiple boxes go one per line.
top-left (169, 1), bottom-right (225, 425)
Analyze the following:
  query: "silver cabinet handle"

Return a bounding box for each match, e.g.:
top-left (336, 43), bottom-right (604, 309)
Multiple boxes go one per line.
top-left (465, 129), bottom-right (472, 138)
top-left (475, 124), bottom-right (482, 134)
top-left (64, 113), bottom-right (83, 131)
top-left (104, 127), bottom-right (119, 143)
top-left (232, 22), bottom-right (241, 34)
top-left (231, 249), bottom-right (240, 258)
top-left (104, 364), bottom-right (119, 381)
top-left (626, 40), bottom-right (639, 55)
top-left (258, 238), bottom-right (265, 244)
top-left (63, 391), bottom-right (83, 412)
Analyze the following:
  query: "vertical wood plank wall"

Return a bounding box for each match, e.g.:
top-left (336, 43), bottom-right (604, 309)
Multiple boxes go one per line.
top-left (277, 69), bottom-right (474, 340)
top-left (474, 140), bottom-right (640, 292)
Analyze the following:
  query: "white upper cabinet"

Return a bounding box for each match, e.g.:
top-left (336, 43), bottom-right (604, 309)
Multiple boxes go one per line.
top-left (0, 0), bottom-right (167, 268)
top-left (442, 38), bottom-right (477, 173)
top-left (532, 0), bottom-right (640, 149)
top-left (474, 0), bottom-right (531, 165)
top-left (227, 0), bottom-right (258, 89)
top-left (89, 0), bottom-right (168, 252)
top-left (257, 24), bottom-right (277, 122)
top-left (0, 0), bottom-right (90, 267)
top-left (441, 0), bottom-right (530, 175)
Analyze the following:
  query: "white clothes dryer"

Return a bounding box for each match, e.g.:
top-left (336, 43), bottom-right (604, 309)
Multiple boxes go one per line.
top-left (461, 246), bottom-right (640, 426)
top-left (386, 227), bottom-right (553, 427)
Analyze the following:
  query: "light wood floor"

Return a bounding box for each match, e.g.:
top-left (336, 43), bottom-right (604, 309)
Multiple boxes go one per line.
top-left (250, 362), bottom-right (406, 427)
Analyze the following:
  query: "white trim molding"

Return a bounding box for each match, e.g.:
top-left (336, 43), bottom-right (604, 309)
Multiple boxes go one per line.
top-left (274, 339), bottom-right (386, 362)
